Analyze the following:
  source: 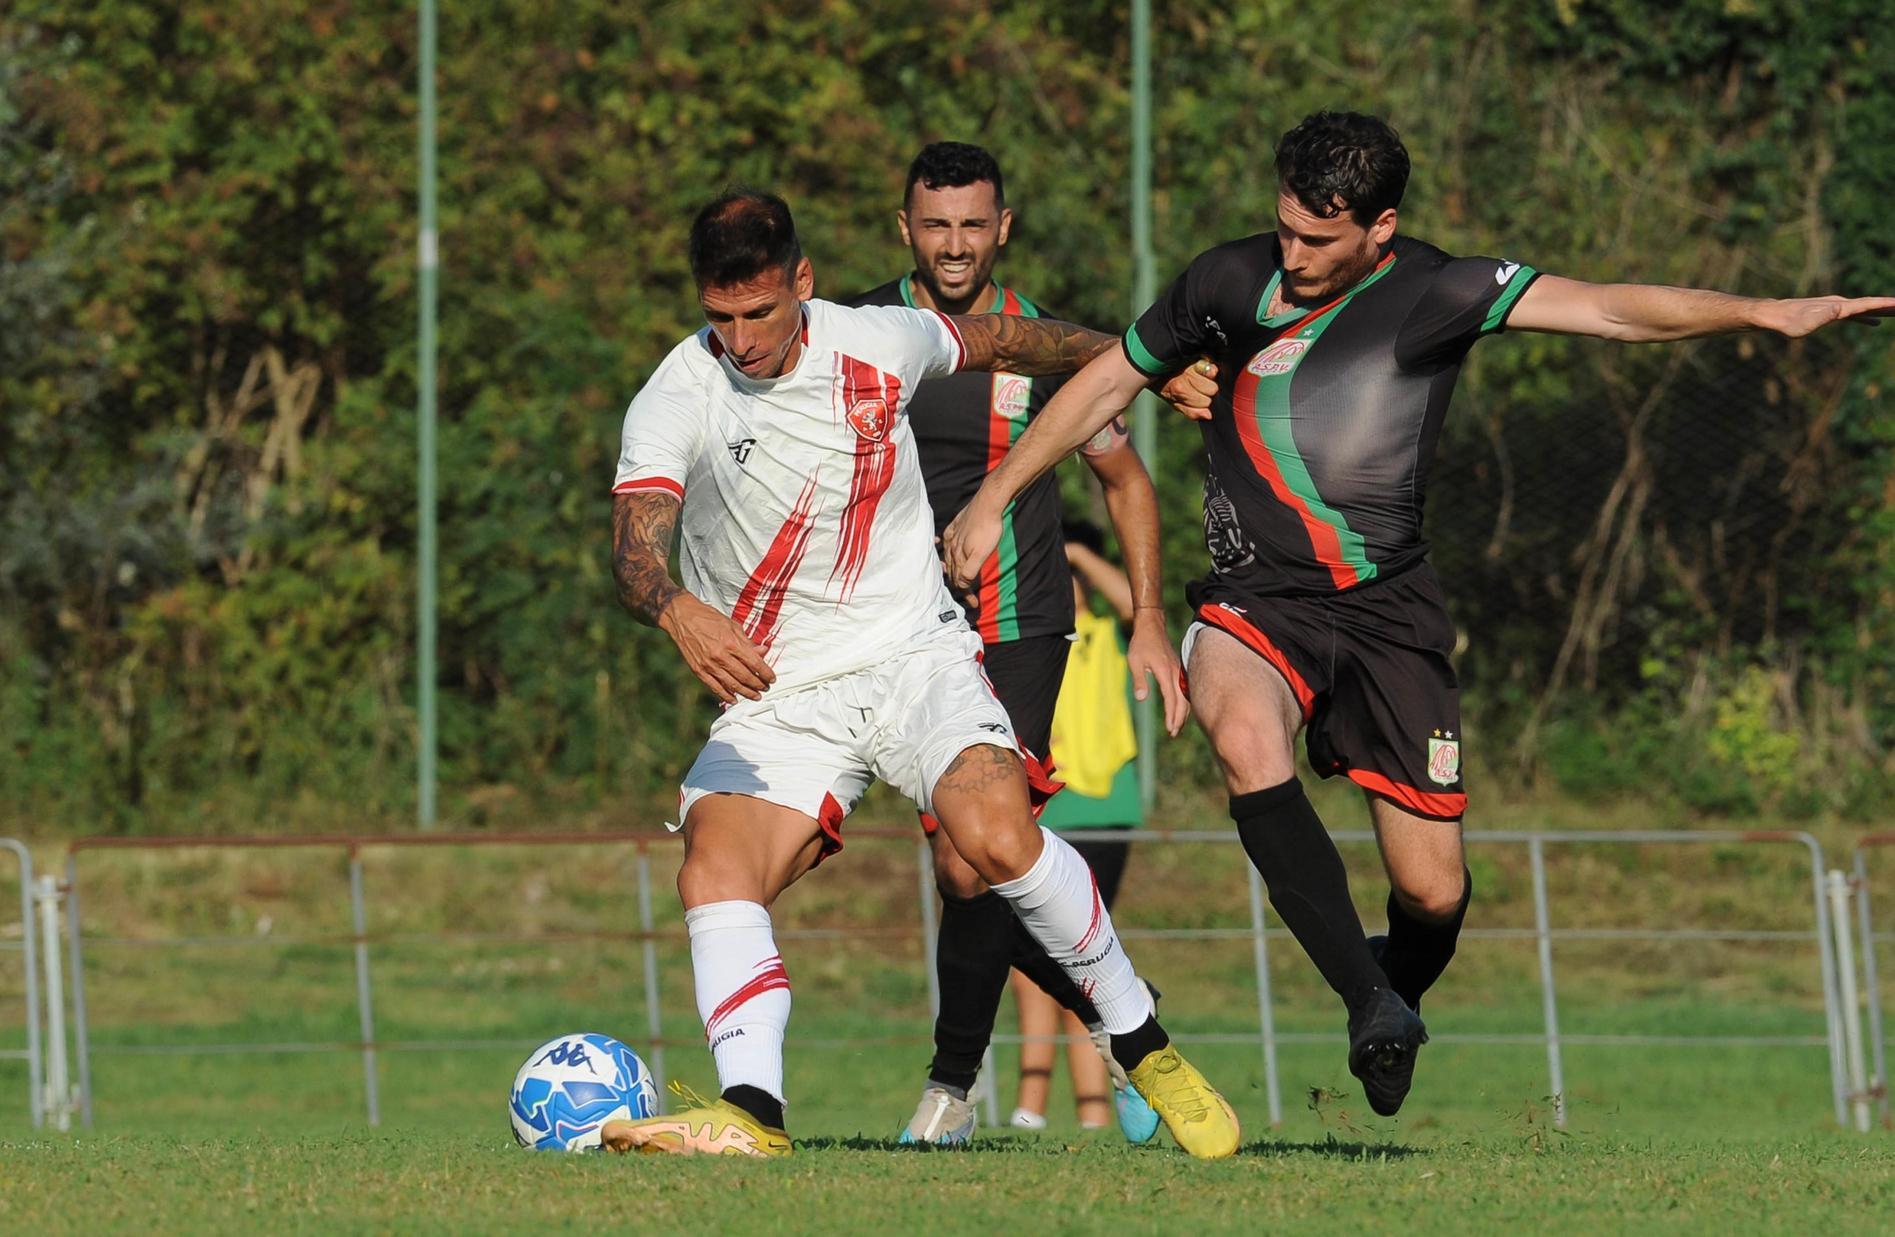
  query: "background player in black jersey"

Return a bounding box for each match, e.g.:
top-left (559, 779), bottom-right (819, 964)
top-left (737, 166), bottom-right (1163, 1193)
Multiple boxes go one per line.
top-left (944, 110), bottom-right (1893, 1120)
top-left (844, 142), bottom-right (1209, 1145)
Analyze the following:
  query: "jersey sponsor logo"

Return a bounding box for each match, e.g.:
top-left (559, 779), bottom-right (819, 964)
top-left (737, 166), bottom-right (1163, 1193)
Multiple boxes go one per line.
top-left (1202, 315), bottom-right (1229, 348)
top-left (1203, 473), bottom-right (1258, 571)
top-left (1495, 261), bottom-right (1521, 286)
top-left (727, 437), bottom-right (757, 465)
top-left (846, 397), bottom-right (892, 441)
top-left (1427, 733), bottom-right (1461, 786)
top-left (1245, 337), bottom-right (1310, 378)
top-left (991, 374), bottom-right (1031, 420)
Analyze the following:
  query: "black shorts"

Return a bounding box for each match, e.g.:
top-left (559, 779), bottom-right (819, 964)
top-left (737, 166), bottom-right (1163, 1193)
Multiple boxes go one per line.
top-left (918, 632), bottom-right (1071, 836)
top-left (1067, 837), bottom-right (1131, 909)
top-left (1186, 565), bottom-right (1466, 821)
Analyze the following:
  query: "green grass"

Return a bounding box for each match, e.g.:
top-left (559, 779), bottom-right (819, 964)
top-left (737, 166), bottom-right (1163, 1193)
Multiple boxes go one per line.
top-left (1, 811), bottom-right (1892, 1232)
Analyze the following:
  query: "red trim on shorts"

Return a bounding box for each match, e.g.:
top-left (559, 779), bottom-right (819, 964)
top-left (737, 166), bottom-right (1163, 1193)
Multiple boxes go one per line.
top-left (814, 791), bottom-right (847, 865)
top-left (612, 476), bottom-right (684, 500)
top-left (1346, 768), bottom-right (1466, 821)
top-left (1195, 603), bottom-right (1316, 719)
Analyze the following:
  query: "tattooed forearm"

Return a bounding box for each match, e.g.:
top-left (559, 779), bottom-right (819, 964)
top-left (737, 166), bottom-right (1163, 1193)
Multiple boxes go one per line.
top-left (610, 491), bottom-right (684, 626)
top-left (933, 743), bottom-right (1025, 800)
top-left (951, 314), bottom-right (1117, 376)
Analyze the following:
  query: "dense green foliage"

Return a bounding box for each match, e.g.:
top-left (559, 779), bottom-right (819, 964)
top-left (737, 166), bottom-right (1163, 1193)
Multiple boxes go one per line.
top-left (1, 1), bottom-right (1889, 834)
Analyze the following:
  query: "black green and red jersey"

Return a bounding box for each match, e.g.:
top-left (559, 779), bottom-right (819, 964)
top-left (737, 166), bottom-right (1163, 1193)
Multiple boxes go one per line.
top-left (1123, 234), bottom-right (1539, 598)
top-left (843, 275), bottom-right (1075, 643)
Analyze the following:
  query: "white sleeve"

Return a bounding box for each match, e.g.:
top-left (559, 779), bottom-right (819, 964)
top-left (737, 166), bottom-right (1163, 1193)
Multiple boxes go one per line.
top-left (832, 302), bottom-right (964, 382)
top-left (611, 345), bottom-right (706, 500)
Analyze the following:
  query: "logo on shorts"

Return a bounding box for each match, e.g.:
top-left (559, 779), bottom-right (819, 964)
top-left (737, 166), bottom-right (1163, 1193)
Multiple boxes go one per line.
top-left (1427, 732), bottom-right (1461, 786)
top-left (847, 397), bottom-right (892, 441)
top-left (1246, 337), bottom-right (1310, 377)
top-left (978, 722), bottom-right (1007, 734)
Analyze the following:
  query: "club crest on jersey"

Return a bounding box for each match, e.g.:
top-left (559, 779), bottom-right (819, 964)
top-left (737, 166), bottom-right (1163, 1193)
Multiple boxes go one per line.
top-left (1427, 734), bottom-right (1461, 786)
top-left (1246, 337), bottom-right (1310, 378)
top-left (991, 375), bottom-right (1031, 420)
top-left (847, 397), bottom-right (892, 441)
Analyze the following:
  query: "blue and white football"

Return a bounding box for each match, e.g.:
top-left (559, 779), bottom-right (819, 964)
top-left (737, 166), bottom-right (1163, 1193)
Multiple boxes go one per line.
top-left (509, 1032), bottom-right (659, 1151)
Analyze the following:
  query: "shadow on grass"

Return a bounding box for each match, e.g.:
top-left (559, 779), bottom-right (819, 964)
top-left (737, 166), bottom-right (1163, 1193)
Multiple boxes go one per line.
top-left (794, 1135), bottom-right (1116, 1154)
top-left (1239, 1137), bottom-right (1419, 1160)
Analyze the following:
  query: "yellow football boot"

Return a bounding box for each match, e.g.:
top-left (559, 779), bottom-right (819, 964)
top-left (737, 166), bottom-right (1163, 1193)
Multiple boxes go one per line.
top-left (601, 1082), bottom-right (792, 1158)
top-left (1125, 1045), bottom-right (1241, 1159)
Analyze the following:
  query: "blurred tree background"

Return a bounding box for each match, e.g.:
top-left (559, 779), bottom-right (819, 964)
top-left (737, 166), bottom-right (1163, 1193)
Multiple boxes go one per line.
top-left (1, 0), bottom-right (1889, 835)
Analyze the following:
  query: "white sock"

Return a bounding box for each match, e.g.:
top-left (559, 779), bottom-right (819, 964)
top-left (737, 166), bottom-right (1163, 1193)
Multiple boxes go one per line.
top-left (686, 900), bottom-right (790, 1104)
top-left (990, 828), bottom-right (1154, 1034)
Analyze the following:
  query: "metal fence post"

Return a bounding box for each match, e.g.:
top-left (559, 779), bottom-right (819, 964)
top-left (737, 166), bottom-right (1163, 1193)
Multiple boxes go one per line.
top-left (36, 877), bottom-right (70, 1131)
top-left (3, 840), bottom-right (42, 1129)
top-left (635, 847), bottom-right (667, 1105)
top-left (1801, 839), bottom-right (1849, 1127)
top-left (1826, 870), bottom-right (1871, 1131)
top-left (1244, 864), bottom-right (1283, 1127)
top-left (1852, 849), bottom-right (1888, 1126)
top-left (348, 848), bottom-right (381, 1127)
top-left (1528, 837), bottom-right (1567, 1129)
top-left (62, 855), bottom-right (92, 1128)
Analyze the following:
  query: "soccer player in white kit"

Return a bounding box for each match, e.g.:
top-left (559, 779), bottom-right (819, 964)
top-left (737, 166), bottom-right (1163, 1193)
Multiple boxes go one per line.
top-left (598, 190), bottom-right (1236, 1159)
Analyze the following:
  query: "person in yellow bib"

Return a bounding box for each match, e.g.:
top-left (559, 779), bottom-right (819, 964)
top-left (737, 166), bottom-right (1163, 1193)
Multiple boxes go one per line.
top-left (1008, 521), bottom-right (1151, 1136)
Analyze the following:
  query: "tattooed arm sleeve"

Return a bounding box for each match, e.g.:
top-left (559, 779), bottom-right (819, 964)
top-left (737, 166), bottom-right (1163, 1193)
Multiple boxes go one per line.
top-left (949, 313), bottom-right (1119, 377)
top-left (610, 490), bottom-right (684, 625)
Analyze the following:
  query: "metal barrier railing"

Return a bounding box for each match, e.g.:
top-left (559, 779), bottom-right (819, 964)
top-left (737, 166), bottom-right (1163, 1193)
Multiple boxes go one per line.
top-left (2, 839), bottom-right (42, 1128)
top-left (1850, 836), bottom-right (1895, 1128)
top-left (57, 826), bottom-right (1847, 1131)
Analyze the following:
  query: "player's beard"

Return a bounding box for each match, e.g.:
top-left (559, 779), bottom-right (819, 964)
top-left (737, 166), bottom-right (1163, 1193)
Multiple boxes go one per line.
top-left (915, 249), bottom-right (998, 315)
top-left (1284, 243), bottom-right (1381, 306)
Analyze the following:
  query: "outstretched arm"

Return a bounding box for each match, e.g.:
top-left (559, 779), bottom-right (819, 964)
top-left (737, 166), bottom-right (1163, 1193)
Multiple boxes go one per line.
top-left (949, 313), bottom-right (1119, 376)
top-left (942, 348), bottom-right (1148, 590)
top-left (1508, 275), bottom-right (1895, 342)
top-left (611, 491), bottom-right (774, 703)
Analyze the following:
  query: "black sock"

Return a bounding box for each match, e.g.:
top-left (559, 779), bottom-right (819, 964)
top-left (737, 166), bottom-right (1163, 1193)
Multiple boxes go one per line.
top-left (1232, 778), bottom-right (1387, 1012)
top-left (1381, 867), bottom-right (1472, 1010)
top-left (1109, 1015), bottom-right (1169, 1072)
top-left (926, 890), bottom-right (1016, 1093)
top-left (720, 1084), bottom-right (784, 1130)
top-left (1008, 912), bottom-right (1103, 1025)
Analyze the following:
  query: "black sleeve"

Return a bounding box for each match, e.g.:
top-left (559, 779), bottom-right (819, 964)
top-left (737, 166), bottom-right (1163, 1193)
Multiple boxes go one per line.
top-left (1394, 256), bottom-right (1541, 371)
top-left (1122, 240), bottom-right (1264, 378)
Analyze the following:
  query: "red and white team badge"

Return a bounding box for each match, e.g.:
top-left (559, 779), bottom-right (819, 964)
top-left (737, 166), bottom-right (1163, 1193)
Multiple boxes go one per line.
top-left (847, 397), bottom-right (892, 441)
top-left (991, 375), bottom-right (1031, 420)
top-left (1245, 337), bottom-right (1310, 378)
top-left (1427, 733), bottom-right (1461, 786)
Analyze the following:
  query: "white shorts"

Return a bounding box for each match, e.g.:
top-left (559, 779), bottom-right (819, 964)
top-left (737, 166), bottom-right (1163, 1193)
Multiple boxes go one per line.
top-left (676, 625), bottom-right (1040, 862)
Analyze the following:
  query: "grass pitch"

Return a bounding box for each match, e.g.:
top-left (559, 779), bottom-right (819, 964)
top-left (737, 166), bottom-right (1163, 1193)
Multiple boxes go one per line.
top-left (3, 812), bottom-right (1892, 1232)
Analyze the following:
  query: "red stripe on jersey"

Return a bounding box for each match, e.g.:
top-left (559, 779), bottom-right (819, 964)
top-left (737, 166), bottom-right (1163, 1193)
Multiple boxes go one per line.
top-left (612, 476), bottom-right (684, 499)
top-left (1230, 367), bottom-right (1356, 591)
top-left (731, 473), bottom-right (821, 651)
top-left (830, 355), bottom-right (902, 601)
top-left (1346, 768), bottom-right (1467, 821)
top-left (705, 954), bottom-right (791, 1037)
top-left (929, 310), bottom-right (966, 371)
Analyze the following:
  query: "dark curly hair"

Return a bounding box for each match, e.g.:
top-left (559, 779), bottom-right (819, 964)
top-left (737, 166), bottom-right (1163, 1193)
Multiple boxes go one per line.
top-left (688, 188), bottom-right (802, 288)
top-left (1274, 111), bottom-right (1410, 225)
top-left (904, 141), bottom-right (1006, 209)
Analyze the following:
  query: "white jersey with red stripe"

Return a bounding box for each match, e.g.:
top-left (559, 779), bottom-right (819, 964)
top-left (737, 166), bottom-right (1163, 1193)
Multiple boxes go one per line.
top-left (614, 298), bottom-right (972, 693)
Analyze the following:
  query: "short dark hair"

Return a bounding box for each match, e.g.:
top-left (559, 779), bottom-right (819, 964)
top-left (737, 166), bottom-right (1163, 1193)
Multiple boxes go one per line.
top-left (1273, 111), bottom-right (1410, 225)
top-left (688, 189), bottom-right (802, 287)
top-left (904, 141), bottom-right (1005, 209)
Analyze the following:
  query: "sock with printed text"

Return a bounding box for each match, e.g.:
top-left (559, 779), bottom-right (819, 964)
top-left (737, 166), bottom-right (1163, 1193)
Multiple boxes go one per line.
top-left (687, 899), bottom-right (790, 1127)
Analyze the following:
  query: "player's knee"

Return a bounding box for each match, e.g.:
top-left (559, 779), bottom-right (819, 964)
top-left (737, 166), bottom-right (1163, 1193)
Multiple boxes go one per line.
top-left (951, 818), bottom-right (1040, 885)
top-left (1392, 871), bottom-right (1467, 923)
top-left (932, 849), bottom-right (987, 899)
top-left (1208, 721), bottom-right (1295, 794)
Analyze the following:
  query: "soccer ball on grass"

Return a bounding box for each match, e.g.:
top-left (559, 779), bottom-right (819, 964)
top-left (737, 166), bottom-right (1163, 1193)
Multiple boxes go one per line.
top-left (509, 1032), bottom-right (659, 1151)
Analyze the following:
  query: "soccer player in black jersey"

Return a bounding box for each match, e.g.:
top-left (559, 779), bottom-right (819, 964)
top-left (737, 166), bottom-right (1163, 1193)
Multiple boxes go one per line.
top-left (844, 142), bottom-right (1205, 1144)
top-left (945, 111), bottom-right (1894, 1119)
